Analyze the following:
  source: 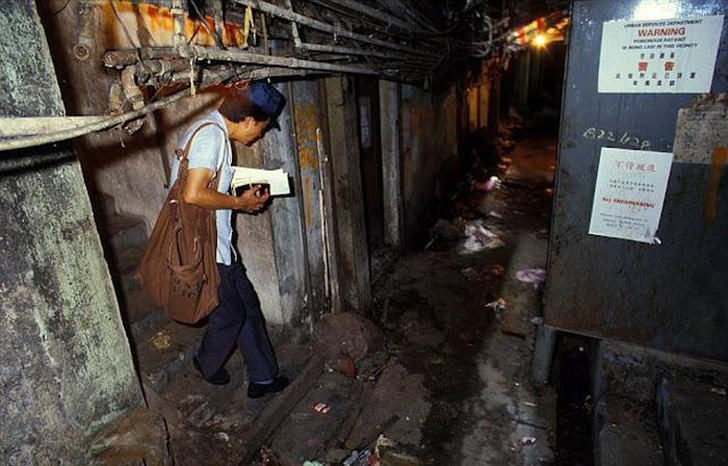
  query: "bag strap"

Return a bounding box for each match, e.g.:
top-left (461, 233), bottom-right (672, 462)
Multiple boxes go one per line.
top-left (173, 121), bottom-right (228, 205)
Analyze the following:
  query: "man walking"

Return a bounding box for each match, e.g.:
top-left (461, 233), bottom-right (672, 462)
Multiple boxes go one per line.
top-left (169, 81), bottom-right (288, 398)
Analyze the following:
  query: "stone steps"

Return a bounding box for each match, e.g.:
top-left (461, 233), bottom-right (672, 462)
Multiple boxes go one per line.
top-left (93, 210), bottom-right (201, 394)
top-left (95, 211), bottom-right (172, 345)
top-left (593, 341), bottom-right (728, 466)
top-left (594, 395), bottom-right (664, 466)
top-left (657, 375), bottom-right (728, 466)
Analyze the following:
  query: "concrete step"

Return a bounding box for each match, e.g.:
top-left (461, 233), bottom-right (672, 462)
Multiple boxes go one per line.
top-left (93, 209), bottom-right (148, 279)
top-left (111, 243), bottom-right (146, 277)
top-left (133, 320), bottom-right (206, 393)
top-left (657, 375), bottom-right (728, 466)
top-left (594, 395), bottom-right (663, 466)
top-left (118, 287), bottom-right (165, 342)
top-left (593, 341), bottom-right (728, 466)
top-left (102, 214), bottom-right (148, 253)
top-left (104, 215), bottom-right (149, 251)
top-left (592, 341), bottom-right (665, 466)
top-left (93, 213), bottom-right (159, 345)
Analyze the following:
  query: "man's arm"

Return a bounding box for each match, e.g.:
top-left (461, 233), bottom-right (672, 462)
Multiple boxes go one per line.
top-left (182, 167), bottom-right (268, 213)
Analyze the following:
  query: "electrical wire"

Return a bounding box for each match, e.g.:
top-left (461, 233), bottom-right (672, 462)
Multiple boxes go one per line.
top-left (0, 86), bottom-right (194, 152)
top-left (189, 0), bottom-right (226, 48)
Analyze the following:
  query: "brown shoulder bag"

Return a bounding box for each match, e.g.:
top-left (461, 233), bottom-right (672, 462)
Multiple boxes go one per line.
top-left (137, 122), bottom-right (225, 324)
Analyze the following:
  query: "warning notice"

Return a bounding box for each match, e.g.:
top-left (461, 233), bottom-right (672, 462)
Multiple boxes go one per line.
top-left (588, 148), bottom-right (673, 244)
top-left (598, 15), bottom-right (724, 93)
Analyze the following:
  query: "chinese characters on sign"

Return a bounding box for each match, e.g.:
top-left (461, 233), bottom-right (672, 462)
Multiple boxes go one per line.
top-left (589, 148), bottom-right (673, 243)
top-left (598, 15), bottom-right (724, 93)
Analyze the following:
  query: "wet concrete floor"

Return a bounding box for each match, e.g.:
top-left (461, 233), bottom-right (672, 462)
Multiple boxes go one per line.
top-left (363, 120), bottom-right (559, 465)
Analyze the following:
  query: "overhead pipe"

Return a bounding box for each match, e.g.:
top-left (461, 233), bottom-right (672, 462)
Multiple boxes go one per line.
top-left (183, 44), bottom-right (379, 74)
top-left (0, 89), bottom-right (191, 152)
top-left (298, 41), bottom-right (436, 64)
top-left (106, 45), bottom-right (379, 75)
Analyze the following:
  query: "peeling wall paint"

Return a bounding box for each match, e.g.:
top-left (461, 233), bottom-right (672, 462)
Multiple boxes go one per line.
top-left (49, 0), bottom-right (249, 49)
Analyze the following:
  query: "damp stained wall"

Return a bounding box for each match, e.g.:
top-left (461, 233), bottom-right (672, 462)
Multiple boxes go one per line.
top-left (401, 84), bottom-right (460, 243)
top-left (0, 1), bottom-right (144, 463)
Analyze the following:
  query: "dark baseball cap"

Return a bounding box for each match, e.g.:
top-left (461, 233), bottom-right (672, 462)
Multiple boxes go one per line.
top-left (248, 81), bottom-right (286, 130)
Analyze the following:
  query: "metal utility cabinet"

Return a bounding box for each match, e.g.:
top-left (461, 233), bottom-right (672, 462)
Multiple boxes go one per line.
top-left (546, 0), bottom-right (728, 361)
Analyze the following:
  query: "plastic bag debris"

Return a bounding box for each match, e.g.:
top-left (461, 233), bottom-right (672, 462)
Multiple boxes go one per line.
top-left (471, 176), bottom-right (502, 192)
top-left (520, 436), bottom-right (537, 446)
top-left (515, 268), bottom-right (547, 287)
top-left (460, 219), bottom-right (505, 254)
top-left (711, 386), bottom-right (727, 396)
top-left (303, 462), bottom-right (325, 466)
top-left (485, 298), bottom-right (507, 321)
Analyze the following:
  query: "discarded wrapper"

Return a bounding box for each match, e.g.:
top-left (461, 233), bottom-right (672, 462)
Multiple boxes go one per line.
top-left (313, 402), bottom-right (330, 414)
top-left (515, 268), bottom-right (547, 288)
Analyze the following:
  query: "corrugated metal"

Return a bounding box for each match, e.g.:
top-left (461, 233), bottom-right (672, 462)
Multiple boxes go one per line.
top-left (545, 0), bottom-right (728, 361)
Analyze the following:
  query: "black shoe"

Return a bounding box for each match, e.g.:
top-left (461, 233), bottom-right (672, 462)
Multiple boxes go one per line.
top-left (247, 376), bottom-right (289, 399)
top-left (193, 356), bottom-right (230, 385)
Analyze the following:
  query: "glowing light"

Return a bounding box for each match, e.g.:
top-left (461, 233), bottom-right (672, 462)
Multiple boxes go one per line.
top-left (533, 34), bottom-right (547, 48)
top-left (633, 0), bottom-right (680, 20)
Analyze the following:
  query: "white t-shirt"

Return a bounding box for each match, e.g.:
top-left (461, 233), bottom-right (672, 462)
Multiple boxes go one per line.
top-left (169, 111), bottom-right (235, 265)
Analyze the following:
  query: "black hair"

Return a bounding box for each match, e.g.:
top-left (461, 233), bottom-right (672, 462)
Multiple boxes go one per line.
top-left (217, 87), bottom-right (270, 123)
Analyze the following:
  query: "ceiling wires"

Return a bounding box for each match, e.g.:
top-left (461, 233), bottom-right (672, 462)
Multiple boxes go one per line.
top-left (100, 0), bottom-right (518, 85)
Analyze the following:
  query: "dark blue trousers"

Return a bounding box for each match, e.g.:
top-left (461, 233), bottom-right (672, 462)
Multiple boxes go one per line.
top-left (196, 261), bottom-right (278, 383)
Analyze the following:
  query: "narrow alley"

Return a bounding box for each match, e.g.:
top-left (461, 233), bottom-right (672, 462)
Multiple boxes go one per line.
top-left (2, 1), bottom-right (728, 466)
top-left (107, 114), bottom-right (560, 466)
top-left (367, 115), bottom-right (558, 465)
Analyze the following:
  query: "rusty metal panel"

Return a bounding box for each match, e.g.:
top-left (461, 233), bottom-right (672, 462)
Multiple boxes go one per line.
top-left (545, 0), bottom-right (728, 360)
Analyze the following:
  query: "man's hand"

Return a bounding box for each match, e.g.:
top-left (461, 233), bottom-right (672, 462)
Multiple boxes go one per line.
top-left (235, 184), bottom-right (269, 213)
top-left (182, 168), bottom-right (269, 212)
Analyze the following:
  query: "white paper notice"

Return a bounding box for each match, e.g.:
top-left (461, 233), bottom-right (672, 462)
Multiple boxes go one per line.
top-left (589, 148), bottom-right (673, 243)
top-left (598, 14), bottom-right (724, 93)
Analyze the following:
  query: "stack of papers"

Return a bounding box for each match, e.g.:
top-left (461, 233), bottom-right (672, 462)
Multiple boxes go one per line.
top-left (230, 167), bottom-right (290, 196)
